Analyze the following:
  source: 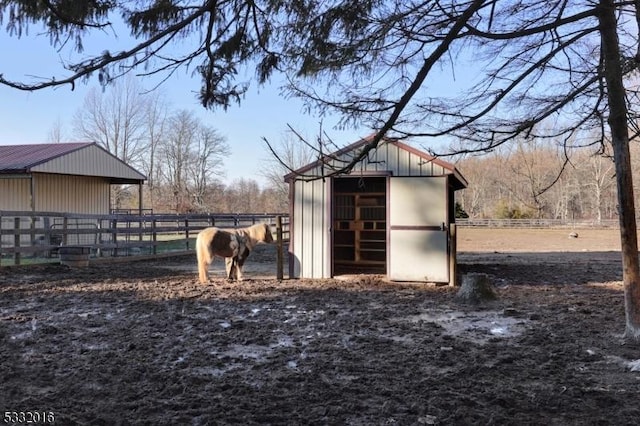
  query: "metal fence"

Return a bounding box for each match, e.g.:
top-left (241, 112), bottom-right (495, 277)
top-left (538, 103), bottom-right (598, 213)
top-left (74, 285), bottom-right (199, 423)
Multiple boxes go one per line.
top-left (0, 211), bottom-right (289, 267)
top-left (1, 210), bottom-right (620, 267)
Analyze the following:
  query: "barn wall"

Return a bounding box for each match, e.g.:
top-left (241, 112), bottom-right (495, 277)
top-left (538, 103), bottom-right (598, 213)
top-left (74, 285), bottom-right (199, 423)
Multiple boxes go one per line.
top-left (290, 178), bottom-right (330, 279)
top-left (33, 174), bottom-right (110, 214)
top-left (0, 177), bottom-right (31, 210)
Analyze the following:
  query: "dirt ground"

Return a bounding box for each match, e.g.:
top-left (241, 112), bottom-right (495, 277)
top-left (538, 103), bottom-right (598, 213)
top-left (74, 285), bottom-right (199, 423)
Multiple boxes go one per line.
top-left (2, 227), bottom-right (640, 425)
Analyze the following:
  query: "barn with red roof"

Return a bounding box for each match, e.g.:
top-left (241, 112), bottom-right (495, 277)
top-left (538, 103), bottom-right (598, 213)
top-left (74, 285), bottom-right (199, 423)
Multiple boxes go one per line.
top-left (0, 142), bottom-right (146, 214)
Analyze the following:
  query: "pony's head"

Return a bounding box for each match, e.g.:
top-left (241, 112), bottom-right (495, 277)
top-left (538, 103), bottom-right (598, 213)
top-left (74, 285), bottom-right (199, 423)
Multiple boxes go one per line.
top-left (259, 223), bottom-right (274, 243)
top-left (242, 223), bottom-right (274, 246)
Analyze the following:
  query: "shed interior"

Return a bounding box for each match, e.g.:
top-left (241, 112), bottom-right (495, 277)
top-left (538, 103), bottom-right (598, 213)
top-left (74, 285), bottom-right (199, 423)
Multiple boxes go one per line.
top-left (333, 177), bottom-right (387, 275)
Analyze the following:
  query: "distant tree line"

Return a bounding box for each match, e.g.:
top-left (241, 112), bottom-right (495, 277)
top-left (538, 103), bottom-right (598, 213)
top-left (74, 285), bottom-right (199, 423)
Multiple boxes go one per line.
top-left (455, 137), bottom-right (628, 223)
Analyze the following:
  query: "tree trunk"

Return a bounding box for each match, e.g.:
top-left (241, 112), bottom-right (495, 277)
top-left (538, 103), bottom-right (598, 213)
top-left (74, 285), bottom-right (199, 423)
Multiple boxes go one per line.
top-left (598, 0), bottom-right (640, 338)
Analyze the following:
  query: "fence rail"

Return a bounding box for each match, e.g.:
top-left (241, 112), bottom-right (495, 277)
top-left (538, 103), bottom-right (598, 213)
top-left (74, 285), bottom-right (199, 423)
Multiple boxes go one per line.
top-left (0, 211), bottom-right (289, 267)
top-left (1, 210), bottom-right (620, 267)
top-left (455, 218), bottom-right (619, 228)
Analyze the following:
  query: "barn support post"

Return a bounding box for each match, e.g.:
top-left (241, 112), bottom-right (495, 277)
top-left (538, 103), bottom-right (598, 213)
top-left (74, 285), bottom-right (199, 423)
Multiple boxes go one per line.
top-left (29, 175), bottom-right (35, 212)
top-left (276, 216), bottom-right (284, 280)
top-left (29, 176), bottom-right (36, 248)
top-left (449, 223), bottom-right (458, 286)
top-left (13, 217), bottom-right (21, 266)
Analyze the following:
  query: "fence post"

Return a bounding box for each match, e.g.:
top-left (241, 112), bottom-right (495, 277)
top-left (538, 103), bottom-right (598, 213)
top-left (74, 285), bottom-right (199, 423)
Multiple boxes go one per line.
top-left (62, 216), bottom-right (69, 246)
top-left (449, 223), bottom-right (457, 287)
top-left (152, 219), bottom-right (158, 255)
top-left (276, 216), bottom-right (284, 280)
top-left (14, 217), bottom-right (21, 266)
top-left (185, 218), bottom-right (190, 251)
top-left (111, 218), bottom-right (118, 257)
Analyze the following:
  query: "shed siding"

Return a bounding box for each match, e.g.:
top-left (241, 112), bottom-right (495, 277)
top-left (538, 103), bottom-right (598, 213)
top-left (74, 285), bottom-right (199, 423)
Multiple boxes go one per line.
top-left (289, 140), bottom-right (464, 280)
top-left (0, 177), bottom-right (31, 210)
top-left (33, 174), bottom-right (110, 214)
top-left (304, 141), bottom-right (451, 179)
top-left (291, 178), bottom-right (329, 279)
top-left (367, 146), bottom-right (384, 172)
top-left (31, 144), bottom-right (144, 180)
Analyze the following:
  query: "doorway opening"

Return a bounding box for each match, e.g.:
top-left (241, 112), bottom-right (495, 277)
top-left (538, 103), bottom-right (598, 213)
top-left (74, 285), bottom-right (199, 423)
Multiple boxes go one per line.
top-left (332, 177), bottom-right (387, 275)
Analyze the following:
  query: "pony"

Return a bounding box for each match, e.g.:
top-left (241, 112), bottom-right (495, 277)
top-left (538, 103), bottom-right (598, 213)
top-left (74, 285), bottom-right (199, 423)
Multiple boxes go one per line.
top-left (196, 222), bottom-right (274, 283)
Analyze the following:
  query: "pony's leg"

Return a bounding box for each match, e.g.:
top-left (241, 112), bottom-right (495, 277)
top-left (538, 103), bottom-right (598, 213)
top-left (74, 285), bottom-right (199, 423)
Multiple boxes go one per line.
top-left (235, 251), bottom-right (248, 282)
top-left (197, 257), bottom-right (211, 284)
top-left (236, 265), bottom-right (244, 282)
top-left (225, 257), bottom-right (236, 281)
top-left (232, 260), bottom-right (239, 281)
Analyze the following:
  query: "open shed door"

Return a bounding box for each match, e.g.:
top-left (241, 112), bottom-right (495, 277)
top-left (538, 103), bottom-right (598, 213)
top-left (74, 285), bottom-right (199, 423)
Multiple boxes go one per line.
top-left (389, 176), bottom-right (449, 282)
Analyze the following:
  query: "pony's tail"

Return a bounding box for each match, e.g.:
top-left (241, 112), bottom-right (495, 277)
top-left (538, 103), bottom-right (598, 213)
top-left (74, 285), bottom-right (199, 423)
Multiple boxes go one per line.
top-left (196, 230), bottom-right (213, 284)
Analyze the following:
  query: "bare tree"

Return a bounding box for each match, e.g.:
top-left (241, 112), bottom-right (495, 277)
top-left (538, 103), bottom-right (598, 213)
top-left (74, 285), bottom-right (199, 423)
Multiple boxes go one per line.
top-left (158, 110), bottom-right (229, 212)
top-left (159, 110), bottom-right (197, 212)
top-left (579, 148), bottom-right (616, 224)
top-left (46, 117), bottom-right (67, 143)
top-left (72, 75), bottom-right (154, 208)
top-left (225, 178), bottom-right (263, 213)
top-left (502, 139), bottom-right (566, 218)
top-left (190, 125), bottom-right (230, 212)
top-left (261, 127), bottom-right (319, 207)
top-left (140, 92), bottom-right (169, 212)
top-left (597, 0), bottom-right (640, 337)
top-left (73, 75), bottom-right (150, 166)
top-left (457, 153), bottom-right (503, 218)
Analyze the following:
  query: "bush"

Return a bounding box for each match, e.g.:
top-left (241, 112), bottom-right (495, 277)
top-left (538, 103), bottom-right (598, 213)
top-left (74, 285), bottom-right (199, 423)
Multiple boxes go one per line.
top-left (455, 202), bottom-right (469, 218)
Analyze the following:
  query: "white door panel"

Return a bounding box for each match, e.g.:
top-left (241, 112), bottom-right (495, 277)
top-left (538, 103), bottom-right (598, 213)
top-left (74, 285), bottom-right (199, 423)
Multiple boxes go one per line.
top-left (389, 176), bottom-right (449, 282)
top-left (389, 229), bottom-right (448, 281)
top-left (389, 176), bottom-right (447, 227)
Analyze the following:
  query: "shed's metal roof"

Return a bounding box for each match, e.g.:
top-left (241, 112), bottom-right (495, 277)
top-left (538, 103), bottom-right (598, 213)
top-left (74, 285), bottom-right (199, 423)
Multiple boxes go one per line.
top-left (284, 134), bottom-right (468, 190)
top-left (0, 142), bottom-right (146, 183)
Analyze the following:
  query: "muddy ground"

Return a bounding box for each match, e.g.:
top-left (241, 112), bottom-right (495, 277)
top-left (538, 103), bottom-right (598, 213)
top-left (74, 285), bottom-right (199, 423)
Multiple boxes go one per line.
top-left (1, 228), bottom-right (640, 425)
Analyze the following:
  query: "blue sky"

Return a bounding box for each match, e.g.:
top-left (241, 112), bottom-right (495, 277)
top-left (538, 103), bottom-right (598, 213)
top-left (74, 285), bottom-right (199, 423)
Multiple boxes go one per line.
top-left (0, 24), bottom-right (368, 186)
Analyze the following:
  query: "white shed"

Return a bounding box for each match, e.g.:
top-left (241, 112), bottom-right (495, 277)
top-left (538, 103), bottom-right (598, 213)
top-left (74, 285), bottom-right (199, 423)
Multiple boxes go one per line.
top-left (0, 143), bottom-right (146, 214)
top-left (284, 136), bottom-right (467, 284)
